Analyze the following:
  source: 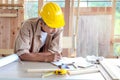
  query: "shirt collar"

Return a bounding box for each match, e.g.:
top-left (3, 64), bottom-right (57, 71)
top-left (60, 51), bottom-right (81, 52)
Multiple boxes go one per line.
top-left (35, 19), bottom-right (42, 36)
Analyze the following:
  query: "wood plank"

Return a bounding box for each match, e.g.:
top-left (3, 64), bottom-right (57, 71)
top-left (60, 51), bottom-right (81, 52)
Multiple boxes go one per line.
top-left (74, 0), bottom-right (80, 58)
top-left (0, 9), bottom-right (17, 17)
top-left (64, 0), bottom-right (70, 36)
top-left (9, 9), bottom-right (18, 48)
top-left (0, 9), bottom-right (17, 48)
top-left (38, 0), bottom-right (43, 16)
top-left (7, 17), bottom-right (10, 48)
top-left (0, 0), bottom-right (2, 4)
top-left (109, 0), bottom-right (116, 57)
top-left (69, 0), bottom-right (76, 57)
top-left (0, 18), bottom-right (4, 48)
top-left (2, 18), bottom-right (10, 48)
top-left (62, 37), bottom-right (72, 48)
top-left (73, 7), bottom-right (112, 15)
top-left (12, 8), bottom-right (23, 48)
top-left (63, 0), bottom-right (71, 57)
top-left (11, 0), bottom-right (14, 4)
top-left (11, 0), bottom-right (15, 9)
top-left (0, 18), bottom-right (2, 48)
top-left (10, 15), bottom-right (18, 48)
top-left (5, 0), bottom-right (8, 4)
top-left (62, 7), bottom-right (112, 16)
top-left (17, 1), bottom-right (24, 28)
top-left (0, 4), bottom-right (23, 7)
top-left (18, 0), bottom-right (24, 5)
top-left (5, 0), bottom-right (8, 8)
top-left (0, 9), bottom-right (17, 13)
top-left (0, 8), bottom-right (23, 55)
top-left (0, 13), bottom-right (17, 17)
top-left (114, 39), bottom-right (120, 43)
top-left (0, 9), bottom-right (18, 49)
top-left (17, 8), bottom-right (24, 31)
top-left (0, 49), bottom-right (13, 55)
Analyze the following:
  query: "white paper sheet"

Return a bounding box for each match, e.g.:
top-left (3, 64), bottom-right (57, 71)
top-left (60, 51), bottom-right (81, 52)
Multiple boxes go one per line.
top-left (0, 54), bottom-right (19, 67)
top-left (51, 57), bottom-right (93, 69)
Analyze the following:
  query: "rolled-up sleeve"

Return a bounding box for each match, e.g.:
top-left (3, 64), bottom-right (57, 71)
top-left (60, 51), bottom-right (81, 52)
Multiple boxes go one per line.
top-left (14, 21), bottom-right (32, 56)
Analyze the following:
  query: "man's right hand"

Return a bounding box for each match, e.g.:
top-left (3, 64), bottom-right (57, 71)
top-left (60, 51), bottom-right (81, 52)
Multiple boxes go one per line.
top-left (44, 52), bottom-right (62, 62)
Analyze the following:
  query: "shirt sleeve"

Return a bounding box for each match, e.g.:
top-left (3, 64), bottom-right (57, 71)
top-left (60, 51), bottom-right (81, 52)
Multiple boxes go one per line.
top-left (14, 21), bottom-right (32, 56)
top-left (49, 28), bottom-right (63, 54)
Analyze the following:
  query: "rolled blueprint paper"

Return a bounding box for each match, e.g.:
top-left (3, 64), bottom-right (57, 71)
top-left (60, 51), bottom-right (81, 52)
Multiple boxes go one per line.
top-left (0, 54), bottom-right (19, 67)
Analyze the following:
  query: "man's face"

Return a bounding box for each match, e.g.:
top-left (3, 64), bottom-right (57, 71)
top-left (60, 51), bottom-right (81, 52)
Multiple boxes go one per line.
top-left (41, 24), bottom-right (58, 34)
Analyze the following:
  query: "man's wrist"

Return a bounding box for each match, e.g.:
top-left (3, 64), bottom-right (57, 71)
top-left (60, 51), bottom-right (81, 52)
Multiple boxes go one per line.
top-left (48, 49), bottom-right (56, 54)
top-left (44, 55), bottom-right (49, 62)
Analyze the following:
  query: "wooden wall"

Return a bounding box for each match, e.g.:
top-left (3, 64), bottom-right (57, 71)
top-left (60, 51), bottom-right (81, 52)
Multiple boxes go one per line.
top-left (0, 0), bottom-right (24, 55)
top-left (0, 0), bottom-right (117, 57)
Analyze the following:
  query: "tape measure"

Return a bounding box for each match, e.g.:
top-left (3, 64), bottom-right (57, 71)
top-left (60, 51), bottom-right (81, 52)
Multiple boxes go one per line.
top-left (42, 69), bottom-right (68, 78)
top-left (54, 69), bottom-right (68, 75)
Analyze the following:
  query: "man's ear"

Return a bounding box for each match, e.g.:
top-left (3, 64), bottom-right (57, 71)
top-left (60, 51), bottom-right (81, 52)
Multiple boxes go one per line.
top-left (40, 22), bottom-right (43, 25)
top-left (41, 21), bottom-right (46, 26)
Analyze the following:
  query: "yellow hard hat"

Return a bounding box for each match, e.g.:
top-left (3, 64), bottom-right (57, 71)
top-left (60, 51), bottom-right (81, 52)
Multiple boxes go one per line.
top-left (39, 2), bottom-right (65, 28)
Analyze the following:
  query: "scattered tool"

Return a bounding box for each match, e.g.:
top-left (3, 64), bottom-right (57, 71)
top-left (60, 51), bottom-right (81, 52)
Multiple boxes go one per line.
top-left (54, 69), bottom-right (68, 75)
top-left (27, 68), bottom-right (100, 78)
top-left (42, 69), bottom-right (68, 78)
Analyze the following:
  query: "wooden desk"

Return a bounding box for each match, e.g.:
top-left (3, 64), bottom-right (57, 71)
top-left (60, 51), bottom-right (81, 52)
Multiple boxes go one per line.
top-left (0, 61), bottom-right (105, 80)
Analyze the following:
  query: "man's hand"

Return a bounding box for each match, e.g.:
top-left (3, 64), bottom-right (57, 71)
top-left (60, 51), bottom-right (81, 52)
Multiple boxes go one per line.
top-left (19, 51), bottom-right (62, 62)
top-left (44, 52), bottom-right (62, 62)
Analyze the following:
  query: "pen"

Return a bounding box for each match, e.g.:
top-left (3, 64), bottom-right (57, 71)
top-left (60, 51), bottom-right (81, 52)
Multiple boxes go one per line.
top-left (71, 62), bottom-right (77, 69)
